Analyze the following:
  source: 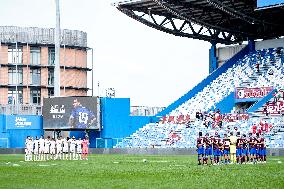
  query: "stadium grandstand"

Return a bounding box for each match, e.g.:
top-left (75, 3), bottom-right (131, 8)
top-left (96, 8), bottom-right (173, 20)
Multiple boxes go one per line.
top-left (111, 0), bottom-right (284, 149)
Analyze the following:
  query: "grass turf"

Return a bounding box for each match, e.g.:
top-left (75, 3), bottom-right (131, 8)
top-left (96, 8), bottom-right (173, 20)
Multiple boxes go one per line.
top-left (0, 154), bottom-right (284, 189)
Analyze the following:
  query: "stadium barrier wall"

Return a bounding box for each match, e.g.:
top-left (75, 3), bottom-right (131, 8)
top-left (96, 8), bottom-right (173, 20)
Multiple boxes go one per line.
top-left (1, 148), bottom-right (284, 156)
top-left (90, 148), bottom-right (284, 156)
top-left (155, 45), bottom-right (250, 121)
top-left (255, 38), bottom-right (284, 50)
top-left (100, 98), bottom-right (153, 139)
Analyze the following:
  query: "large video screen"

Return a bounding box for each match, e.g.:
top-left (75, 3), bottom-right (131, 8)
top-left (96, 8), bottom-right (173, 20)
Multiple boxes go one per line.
top-left (257, 0), bottom-right (284, 8)
top-left (43, 97), bottom-right (99, 130)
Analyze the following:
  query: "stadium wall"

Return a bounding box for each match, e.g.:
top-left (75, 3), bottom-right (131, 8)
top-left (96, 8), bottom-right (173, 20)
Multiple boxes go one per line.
top-left (216, 44), bottom-right (246, 68)
top-left (255, 38), bottom-right (284, 50)
top-left (97, 97), bottom-right (153, 147)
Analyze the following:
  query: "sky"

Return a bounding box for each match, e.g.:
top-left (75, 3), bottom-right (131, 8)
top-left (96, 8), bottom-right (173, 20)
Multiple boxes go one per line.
top-left (0, 0), bottom-right (210, 107)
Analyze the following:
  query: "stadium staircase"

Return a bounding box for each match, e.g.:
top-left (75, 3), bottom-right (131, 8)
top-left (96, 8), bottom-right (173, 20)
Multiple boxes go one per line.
top-left (115, 47), bottom-right (284, 148)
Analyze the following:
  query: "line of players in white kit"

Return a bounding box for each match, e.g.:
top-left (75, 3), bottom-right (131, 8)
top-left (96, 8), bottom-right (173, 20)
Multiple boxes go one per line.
top-left (25, 135), bottom-right (90, 161)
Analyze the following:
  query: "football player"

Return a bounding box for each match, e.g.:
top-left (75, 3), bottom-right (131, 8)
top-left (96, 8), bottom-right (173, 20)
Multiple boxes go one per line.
top-left (44, 136), bottom-right (51, 161)
top-left (50, 138), bottom-right (56, 160)
top-left (82, 136), bottom-right (90, 160)
top-left (223, 133), bottom-right (230, 164)
top-left (76, 138), bottom-right (83, 160)
top-left (69, 99), bottom-right (96, 129)
top-left (236, 132), bottom-right (243, 164)
top-left (33, 136), bottom-right (39, 161)
top-left (63, 137), bottom-right (70, 160)
top-left (249, 133), bottom-right (257, 164)
top-left (70, 136), bottom-right (77, 160)
top-left (242, 134), bottom-right (250, 164)
top-left (229, 132), bottom-right (237, 164)
top-left (39, 135), bottom-right (45, 161)
top-left (196, 132), bottom-right (204, 165)
top-left (55, 136), bottom-right (63, 160)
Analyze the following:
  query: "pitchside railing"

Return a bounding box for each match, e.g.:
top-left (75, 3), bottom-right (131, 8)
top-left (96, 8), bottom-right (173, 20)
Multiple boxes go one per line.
top-left (0, 104), bottom-right (42, 115)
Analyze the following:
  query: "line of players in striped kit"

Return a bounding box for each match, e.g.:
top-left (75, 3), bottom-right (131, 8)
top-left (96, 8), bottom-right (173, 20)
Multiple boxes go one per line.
top-left (25, 135), bottom-right (90, 161)
top-left (197, 131), bottom-right (267, 165)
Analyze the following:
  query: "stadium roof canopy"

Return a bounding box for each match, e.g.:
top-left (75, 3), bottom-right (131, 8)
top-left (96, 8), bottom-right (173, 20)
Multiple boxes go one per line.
top-left (113, 0), bottom-right (284, 44)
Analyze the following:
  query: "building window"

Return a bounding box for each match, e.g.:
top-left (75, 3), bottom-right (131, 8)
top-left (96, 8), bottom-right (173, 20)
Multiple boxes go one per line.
top-left (30, 89), bottom-right (41, 104)
top-left (48, 69), bottom-right (54, 86)
top-left (48, 88), bottom-right (54, 97)
top-left (8, 67), bottom-right (23, 85)
top-left (48, 48), bottom-right (55, 65)
top-left (8, 88), bottom-right (23, 104)
top-left (8, 46), bottom-right (23, 64)
top-left (30, 68), bottom-right (41, 85)
top-left (30, 47), bottom-right (41, 65)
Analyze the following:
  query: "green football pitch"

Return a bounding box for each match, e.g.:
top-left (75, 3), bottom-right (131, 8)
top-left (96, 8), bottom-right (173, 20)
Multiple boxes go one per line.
top-left (0, 154), bottom-right (284, 189)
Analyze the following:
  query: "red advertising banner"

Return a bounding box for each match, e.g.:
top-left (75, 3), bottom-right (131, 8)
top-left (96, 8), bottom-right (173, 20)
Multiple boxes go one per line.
top-left (222, 113), bottom-right (249, 122)
top-left (264, 100), bottom-right (284, 115)
top-left (159, 115), bottom-right (190, 124)
top-left (235, 87), bottom-right (273, 99)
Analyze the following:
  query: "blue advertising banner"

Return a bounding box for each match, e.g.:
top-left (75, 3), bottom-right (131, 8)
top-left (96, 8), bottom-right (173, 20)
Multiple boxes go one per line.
top-left (257, 0), bottom-right (284, 8)
top-left (5, 115), bottom-right (42, 130)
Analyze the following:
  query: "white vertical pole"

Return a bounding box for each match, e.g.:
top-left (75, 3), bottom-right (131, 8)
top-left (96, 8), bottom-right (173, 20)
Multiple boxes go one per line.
top-left (54, 0), bottom-right (61, 96)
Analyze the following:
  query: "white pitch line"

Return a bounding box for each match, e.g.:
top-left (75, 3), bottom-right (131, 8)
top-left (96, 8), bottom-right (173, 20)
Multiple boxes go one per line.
top-left (38, 164), bottom-right (50, 167)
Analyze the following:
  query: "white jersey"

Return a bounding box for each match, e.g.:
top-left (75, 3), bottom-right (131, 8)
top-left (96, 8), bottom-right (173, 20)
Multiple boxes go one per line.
top-left (39, 138), bottom-right (45, 152)
top-left (50, 140), bottom-right (56, 154)
top-left (50, 140), bottom-right (56, 149)
top-left (70, 139), bottom-right (76, 153)
top-left (34, 139), bottom-right (39, 153)
top-left (25, 139), bottom-right (29, 153)
top-left (27, 140), bottom-right (34, 153)
top-left (44, 139), bottom-right (51, 153)
top-left (56, 139), bottom-right (63, 152)
top-left (76, 140), bottom-right (82, 153)
top-left (63, 139), bottom-right (69, 153)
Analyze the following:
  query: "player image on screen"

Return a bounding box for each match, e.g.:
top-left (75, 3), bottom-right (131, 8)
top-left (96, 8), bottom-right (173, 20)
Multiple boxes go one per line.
top-left (68, 98), bottom-right (96, 129)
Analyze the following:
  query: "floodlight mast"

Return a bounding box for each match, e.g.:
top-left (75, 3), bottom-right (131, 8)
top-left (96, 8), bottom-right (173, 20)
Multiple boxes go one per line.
top-left (54, 0), bottom-right (61, 97)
